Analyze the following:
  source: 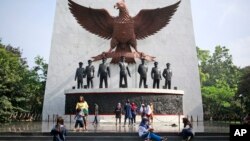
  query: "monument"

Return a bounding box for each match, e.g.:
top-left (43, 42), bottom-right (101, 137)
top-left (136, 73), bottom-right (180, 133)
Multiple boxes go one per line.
top-left (43, 0), bottom-right (203, 121)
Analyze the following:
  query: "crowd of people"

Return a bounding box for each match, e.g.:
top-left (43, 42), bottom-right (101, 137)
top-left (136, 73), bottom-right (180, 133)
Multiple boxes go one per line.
top-left (50, 96), bottom-right (196, 141)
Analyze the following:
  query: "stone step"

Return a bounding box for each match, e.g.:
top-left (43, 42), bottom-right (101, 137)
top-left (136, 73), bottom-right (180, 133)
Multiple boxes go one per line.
top-left (0, 132), bottom-right (229, 141)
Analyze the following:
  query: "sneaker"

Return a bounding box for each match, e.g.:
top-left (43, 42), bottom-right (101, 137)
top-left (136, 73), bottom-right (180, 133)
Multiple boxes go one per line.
top-left (161, 136), bottom-right (168, 141)
top-left (187, 136), bottom-right (191, 141)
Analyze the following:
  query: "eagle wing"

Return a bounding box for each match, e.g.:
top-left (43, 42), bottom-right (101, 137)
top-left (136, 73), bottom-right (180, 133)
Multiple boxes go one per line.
top-left (133, 0), bottom-right (181, 40)
top-left (68, 0), bottom-right (114, 39)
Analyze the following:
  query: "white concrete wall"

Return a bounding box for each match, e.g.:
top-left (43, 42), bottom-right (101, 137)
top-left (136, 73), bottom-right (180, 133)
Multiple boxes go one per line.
top-left (43, 0), bottom-right (203, 120)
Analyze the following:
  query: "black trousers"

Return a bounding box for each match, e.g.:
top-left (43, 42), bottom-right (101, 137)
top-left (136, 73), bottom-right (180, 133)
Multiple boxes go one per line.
top-left (165, 80), bottom-right (171, 89)
top-left (99, 76), bottom-right (108, 88)
top-left (77, 79), bottom-right (83, 89)
top-left (153, 79), bottom-right (160, 89)
top-left (139, 77), bottom-right (147, 88)
top-left (93, 115), bottom-right (98, 124)
top-left (75, 120), bottom-right (83, 128)
top-left (119, 75), bottom-right (128, 88)
top-left (87, 77), bottom-right (93, 88)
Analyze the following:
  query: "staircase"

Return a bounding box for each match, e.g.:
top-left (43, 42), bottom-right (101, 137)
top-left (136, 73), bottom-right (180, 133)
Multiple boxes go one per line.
top-left (0, 132), bottom-right (229, 141)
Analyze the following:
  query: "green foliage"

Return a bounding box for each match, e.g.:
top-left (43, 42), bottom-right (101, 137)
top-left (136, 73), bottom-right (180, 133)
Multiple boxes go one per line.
top-left (237, 66), bottom-right (250, 113)
top-left (197, 46), bottom-right (241, 118)
top-left (0, 41), bottom-right (47, 122)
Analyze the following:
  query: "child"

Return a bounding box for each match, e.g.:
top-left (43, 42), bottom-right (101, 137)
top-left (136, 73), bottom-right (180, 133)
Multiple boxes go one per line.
top-left (74, 108), bottom-right (84, 131)
top-left (51, 116), bottom-right (67, 141)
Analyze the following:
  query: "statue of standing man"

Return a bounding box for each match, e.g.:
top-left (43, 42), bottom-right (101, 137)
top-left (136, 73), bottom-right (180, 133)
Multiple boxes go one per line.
top-left (75, 62), bottom-right (85, 89)
top-left (97, 58), bottom-right (110, 88)
top-left (162, 63), bottom-right (172, 89)
top-left (85, 60), bottom-right (95, 88)
top-left (151, 61), bottom-right (161, 89)
top-left (119, 56), bottom-right (131, 88)
top-left (138, 58), bottom-right (148, 88)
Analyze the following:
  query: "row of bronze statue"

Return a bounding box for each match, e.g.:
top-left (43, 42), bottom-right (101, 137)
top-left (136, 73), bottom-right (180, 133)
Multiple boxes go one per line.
top-left (75, 56), bottom-right (172, 89)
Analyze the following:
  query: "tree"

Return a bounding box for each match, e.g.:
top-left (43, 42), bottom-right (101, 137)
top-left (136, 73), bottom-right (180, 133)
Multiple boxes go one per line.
top-left (237, 66), bottom-right (250, 113)
top-left (197, 46), bottom-right (241, 119)
top-left (0, 41), bottom-right (47, 122)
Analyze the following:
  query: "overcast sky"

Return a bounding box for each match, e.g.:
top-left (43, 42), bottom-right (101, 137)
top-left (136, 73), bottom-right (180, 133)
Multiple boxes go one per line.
top-left (0, 0), bottom-right (249, 68)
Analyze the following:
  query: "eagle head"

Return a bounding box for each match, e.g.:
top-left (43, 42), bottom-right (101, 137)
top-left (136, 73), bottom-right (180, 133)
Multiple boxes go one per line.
top-left (114, 0), bottom-right (126, 10)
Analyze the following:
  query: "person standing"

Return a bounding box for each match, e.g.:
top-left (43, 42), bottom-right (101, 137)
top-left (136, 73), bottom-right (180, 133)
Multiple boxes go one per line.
top-left (75, 96), bottom-right (89, 130)
top-left (114, 103), bottom-right (122, 125)
top-left (119, 56), bottom-right (131, 88)
top-left (74, 108), bottom-right (84, 131)
top-left (162, 63), bottom-right (172, 89)
top-left (149, 103), bottom-right (154, 123)
top-left (139, 103), bottom-right (147, 119)
top-left (98, 58), bottom-right (110, 88)
top-left (92, 103), bottom-right (99, 125)
top-left (124, 99), bottom-right (132, 126)
top-left (75, 62), bottom-right (85, 89)
top-left (131, 102), bottom-right (138, 125)
top-left (151, 62), bottom-right (161, 89)
top-left (138, 58), bottom-right (148, 88)
top-left (85, 60), bottom-right (95, 88)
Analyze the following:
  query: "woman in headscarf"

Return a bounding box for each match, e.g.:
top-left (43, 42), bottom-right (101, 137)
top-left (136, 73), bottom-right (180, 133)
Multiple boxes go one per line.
top-left (114, 102), bottom-right (122, 125)
top-left (138, 118), bottom-right (167, 141)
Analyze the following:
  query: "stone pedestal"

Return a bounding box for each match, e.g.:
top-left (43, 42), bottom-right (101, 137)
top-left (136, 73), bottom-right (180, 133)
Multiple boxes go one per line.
top-left (65, 88), bottom-right (184, 115)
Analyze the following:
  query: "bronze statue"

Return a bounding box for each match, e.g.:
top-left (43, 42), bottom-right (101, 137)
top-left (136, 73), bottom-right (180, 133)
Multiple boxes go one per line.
top-left (85, 60), bottom-right (95, 88)
top-left (68, 0), bottom-right (180, 63)
top-left (151, 62), bottom-right (161, 89)
top-left (163, 63), bottom-right (172, 89)
top-left (97, 58), bottom-right (110, 88)
top-left (138, 58), bottom-right (148, 88)
top-left (119, 56), bottom-right (131, 88)
top-left (75, 62), bottom-right (85, 89)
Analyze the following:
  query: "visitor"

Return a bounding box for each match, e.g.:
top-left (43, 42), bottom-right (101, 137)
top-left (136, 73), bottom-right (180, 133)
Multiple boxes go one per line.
top-left (140, 103), bottom-right (147, 119)
top-left (124, 99), bottom-right (132, 126)
top-left (50, 116), bottom-right (67, 141)
top-left (181, 117), bottom-right (194, 141)
top-left (138, 117), bottom-right (167, 141)
top-left (146, 104), bottom-right (152, 122)
top-left (131, 102), bottom-right (138, 125)
top-left (92, 103), bottom-right (99, 125)
top-left (75, 96), bottom-right (89, 130)
top-left (114, 102), bottom-right (122, 125)
top-left (149, 103), bottom-right (154, 123)
top-left (74, 108), bottom-right (84, 131)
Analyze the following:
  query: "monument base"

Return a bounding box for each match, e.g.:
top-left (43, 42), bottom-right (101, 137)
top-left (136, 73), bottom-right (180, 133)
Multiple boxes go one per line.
top-left (65, 88), bottom-right (184, 115)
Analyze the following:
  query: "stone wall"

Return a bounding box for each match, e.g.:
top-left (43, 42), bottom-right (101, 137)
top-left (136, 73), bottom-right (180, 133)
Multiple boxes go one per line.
top-left (65, 92), bottom-right (183, 115)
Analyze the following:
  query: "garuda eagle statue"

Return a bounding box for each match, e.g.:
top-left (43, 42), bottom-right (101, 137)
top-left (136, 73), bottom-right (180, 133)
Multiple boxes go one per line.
top-left (68, 0), bottom-right (181, 63)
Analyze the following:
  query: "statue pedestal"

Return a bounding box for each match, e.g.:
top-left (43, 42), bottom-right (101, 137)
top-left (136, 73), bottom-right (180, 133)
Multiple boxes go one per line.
top-left (65, 88), bottom-right (184, 115)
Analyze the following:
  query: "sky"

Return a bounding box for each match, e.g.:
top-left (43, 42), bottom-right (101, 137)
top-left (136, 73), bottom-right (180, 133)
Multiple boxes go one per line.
top-left (0, 0), bottom-right (249, 68)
